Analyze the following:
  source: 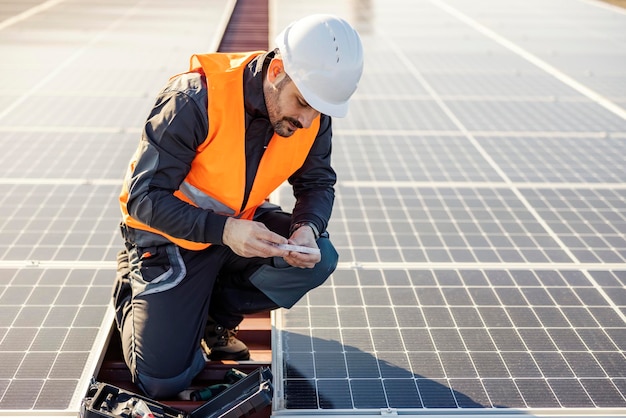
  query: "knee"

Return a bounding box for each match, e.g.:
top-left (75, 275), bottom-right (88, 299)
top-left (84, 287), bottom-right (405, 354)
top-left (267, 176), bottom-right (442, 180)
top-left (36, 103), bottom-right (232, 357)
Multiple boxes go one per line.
top-left (249, 237), bottom-right (338, 309)
top-left (309, 237), bottom-right (338, 287)
top-left (134, 348), bottom-right (206, 399)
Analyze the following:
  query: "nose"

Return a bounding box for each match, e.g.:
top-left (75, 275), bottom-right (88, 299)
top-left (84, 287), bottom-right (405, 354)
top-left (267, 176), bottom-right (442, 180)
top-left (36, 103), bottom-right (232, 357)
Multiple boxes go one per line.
top-left (298, 108), bottom-right (320, 129)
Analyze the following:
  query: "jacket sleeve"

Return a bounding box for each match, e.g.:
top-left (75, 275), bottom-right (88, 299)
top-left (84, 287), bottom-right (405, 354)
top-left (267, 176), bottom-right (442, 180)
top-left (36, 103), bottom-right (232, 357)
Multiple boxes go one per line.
top-left (288, 114), bottom-right (336, 235)
top-left (125, 74), bottom-right (228, 245)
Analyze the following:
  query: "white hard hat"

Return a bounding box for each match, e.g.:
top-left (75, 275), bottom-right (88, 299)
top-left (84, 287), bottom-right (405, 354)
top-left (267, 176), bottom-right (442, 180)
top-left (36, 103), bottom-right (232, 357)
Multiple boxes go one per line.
top-left (275, 14), bottom-right (364, 118)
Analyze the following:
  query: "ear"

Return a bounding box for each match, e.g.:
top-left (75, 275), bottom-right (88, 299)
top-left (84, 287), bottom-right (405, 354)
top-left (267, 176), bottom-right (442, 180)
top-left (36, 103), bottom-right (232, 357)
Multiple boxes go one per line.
top-left (267, 58), bottom-right (285, 84)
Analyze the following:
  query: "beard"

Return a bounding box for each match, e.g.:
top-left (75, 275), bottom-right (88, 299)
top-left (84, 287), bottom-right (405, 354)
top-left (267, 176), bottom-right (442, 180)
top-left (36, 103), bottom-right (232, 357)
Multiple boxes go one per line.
top-left (272, 117), bottom-right (303, 137)
top-left (264, 75), bottom-right (302, 137)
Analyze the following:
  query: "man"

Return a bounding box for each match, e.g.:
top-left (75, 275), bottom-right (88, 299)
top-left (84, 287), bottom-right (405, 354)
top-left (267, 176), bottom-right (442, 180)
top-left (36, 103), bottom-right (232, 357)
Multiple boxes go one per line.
top-left (112, 14), bottom-right (363, 398)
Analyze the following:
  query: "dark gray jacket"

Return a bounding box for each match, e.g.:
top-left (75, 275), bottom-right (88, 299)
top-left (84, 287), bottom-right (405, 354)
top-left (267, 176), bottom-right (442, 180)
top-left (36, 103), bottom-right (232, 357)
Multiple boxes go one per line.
top-left (123, 51), bottom-right (336, 247)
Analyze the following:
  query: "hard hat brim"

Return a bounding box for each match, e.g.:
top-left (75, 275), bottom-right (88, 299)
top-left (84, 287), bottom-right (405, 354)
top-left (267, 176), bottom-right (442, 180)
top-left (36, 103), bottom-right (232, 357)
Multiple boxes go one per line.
top-left (291, 77), bottom-right (350, 118)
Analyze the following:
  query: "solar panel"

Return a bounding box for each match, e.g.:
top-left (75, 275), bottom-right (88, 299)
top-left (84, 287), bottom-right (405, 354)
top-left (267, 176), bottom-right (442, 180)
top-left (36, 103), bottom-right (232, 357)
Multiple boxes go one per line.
top-left (275, 267), bottom-right (626, 411)
top-left (272, 0), bottom-right (626, 416)
top-left (0, 267), bottom-right (113, 410)
top-left (0, 0), bottom-right (233, 414)
top-left (477, 136), bottom-right (626, 183)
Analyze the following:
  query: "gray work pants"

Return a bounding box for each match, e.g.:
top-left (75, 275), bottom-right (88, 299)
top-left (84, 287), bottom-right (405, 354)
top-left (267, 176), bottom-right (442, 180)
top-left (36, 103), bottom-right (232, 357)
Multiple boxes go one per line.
top-left (111, 211), bottom-right (338, 399)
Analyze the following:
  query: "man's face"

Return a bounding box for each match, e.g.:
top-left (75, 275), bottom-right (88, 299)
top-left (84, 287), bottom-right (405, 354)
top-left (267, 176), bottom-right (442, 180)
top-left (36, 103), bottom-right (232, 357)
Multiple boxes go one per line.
top-left (265, 74), bottom-right (320, 138)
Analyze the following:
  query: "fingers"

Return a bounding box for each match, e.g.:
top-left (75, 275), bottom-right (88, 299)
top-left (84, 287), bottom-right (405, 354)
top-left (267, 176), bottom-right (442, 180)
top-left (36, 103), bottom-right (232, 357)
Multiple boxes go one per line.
top-left (250, 237), bottom-right (289, 258)
top-left (223, 218), bottom-right (289, 258)
top-left (222, 217), bottom-right (324, 264)
top-left (283, 250), bottom-right (320, 268)
top-left (280, 224), bottom-right (321, 268)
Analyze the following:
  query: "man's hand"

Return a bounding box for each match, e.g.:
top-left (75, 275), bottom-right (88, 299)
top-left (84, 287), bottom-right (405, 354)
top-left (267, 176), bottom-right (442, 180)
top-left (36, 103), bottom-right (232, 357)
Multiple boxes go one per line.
top-left (283, 224), bottom-right (320, 269)
top-left (223, 218), bottom-right (289, 258)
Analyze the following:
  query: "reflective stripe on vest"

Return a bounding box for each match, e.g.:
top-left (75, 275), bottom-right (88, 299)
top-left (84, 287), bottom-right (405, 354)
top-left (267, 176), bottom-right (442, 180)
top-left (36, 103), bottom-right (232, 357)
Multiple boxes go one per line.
top-left (120, 51), bottom-right (320, 250)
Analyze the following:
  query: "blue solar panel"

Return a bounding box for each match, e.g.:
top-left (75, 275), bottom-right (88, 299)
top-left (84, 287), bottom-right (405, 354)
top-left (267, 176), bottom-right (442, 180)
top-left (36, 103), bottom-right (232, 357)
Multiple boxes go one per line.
top-left (0, 0), bottom-right (233, 413)
top-left (272, 0), bottom-right (626, 415)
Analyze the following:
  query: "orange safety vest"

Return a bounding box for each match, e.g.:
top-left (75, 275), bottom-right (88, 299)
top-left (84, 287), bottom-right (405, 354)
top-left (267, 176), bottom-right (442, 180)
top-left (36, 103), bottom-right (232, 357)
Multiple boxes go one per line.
top-left (120, 52), bottom-right (320, 250)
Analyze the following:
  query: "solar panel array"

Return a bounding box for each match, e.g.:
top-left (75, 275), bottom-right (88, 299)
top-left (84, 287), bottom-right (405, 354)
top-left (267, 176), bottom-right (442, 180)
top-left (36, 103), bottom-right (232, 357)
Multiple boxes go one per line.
top-left (1, 0), bottom-right (625, 416)
top-left (0, 0), bottom-right (232, 414)
top-left (271, 0), bottom-right (626, 416)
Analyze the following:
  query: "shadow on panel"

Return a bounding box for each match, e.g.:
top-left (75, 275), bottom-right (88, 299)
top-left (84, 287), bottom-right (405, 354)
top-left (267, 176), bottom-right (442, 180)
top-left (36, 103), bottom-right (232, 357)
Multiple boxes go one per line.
top-left (279, 332), bottom-right (522, 411)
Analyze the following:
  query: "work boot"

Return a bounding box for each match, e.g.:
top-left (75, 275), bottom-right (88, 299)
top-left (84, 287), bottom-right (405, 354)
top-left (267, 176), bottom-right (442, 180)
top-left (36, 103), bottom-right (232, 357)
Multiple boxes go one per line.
top-left (202, 318), bottom-right (250, 361)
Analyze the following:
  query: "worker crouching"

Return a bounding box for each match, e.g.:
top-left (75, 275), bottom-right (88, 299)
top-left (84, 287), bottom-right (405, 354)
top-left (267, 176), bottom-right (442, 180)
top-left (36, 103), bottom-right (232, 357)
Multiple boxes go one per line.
top-left (112, 14), bottom-right (364, 399)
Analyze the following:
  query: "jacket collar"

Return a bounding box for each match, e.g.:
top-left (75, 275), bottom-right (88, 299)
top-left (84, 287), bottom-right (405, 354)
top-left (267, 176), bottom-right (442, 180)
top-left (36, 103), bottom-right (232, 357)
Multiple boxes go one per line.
top-left (243, 51), bottom-right (274, 120)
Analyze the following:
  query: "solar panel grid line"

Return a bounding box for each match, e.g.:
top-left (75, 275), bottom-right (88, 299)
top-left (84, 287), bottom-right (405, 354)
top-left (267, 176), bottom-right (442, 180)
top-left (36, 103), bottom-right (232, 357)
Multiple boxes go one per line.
top-left (357, 136), bottom-right (404, 188)
top-left (0, 127), bottom-right (142, 135)
top-left (428, 280), bottom-right (528, 390)
top-left (363, 277), bottom-right (430, 408)
top-left (341, 180), bottom-right (610, 265)
top-left (27, 186), bottom-right (85, 260)
top-left (0, 132), bottom-right (136, 180)
top-left (423, 188), bottom-right (482, 264)
top-left (348, 287), bottom-right (401, 410)
top-left (322, 272), bottom-right (400, 408)
top-left (308, 296), bottom-right (339, 409)
top-left (0, 0), bottom-right (151, 122)
top-left (477, 138), bottom-right (625, 184)
top-left (582, 270), bottom-right (626, 327)
top-left (416, 300), bottom-right (497, 408)
top-left (467, 190), bottom-right (534, 262)
top-left (278, 262), bottom-right (624, 406)
top-left (335, 134), bottom-right (500, 184)
top-left (383, 39), bottom-right (620, 267)
top-left (4, 185), bottom-right (105, 258)
top-left (372, 186), bottom-right (421, 264)
top-left (0, 0), bottom-right (66, 32)
top-left (0, 179), bottom-right (122, 186)
top-left (286, 172), bottom-right (623, 268)
top-left (0, 0), bottom-right (235, 412)
top-left (336, 129), bottom-right (622, 138)
top-left (523, 188), bottom-right (626, 264)
top-left (0, 262), bottom-right (115, 269)
top-left (412, 73), bottom-right (594, 99)
top-left (278, 293), bottom-right (423, 409)
top-left (460, 276), bottom-right (596, 406)
top-left (354, 95), bottom-right (597, 103)
top-left (0, 266), bottom-right (114, 412)
top-left (332, 133), bottom-right (625, 184)
top-left (304, 266), bottom-right (620, 406)
top-left (330, 187), bottom-right (543, 264)
top-left (482, 270), bottom-right (616, 400)
top-left (0, 90), bottom-right (150, 99)
top-left (370, 30), bottom-right (624, 133)
top-left (340, 182), bottom-right (626, 190)
top-left (441, 101), bottom-right (626, 133)
top-left (426, 0), bottom-right (626, 122)
top-left (380, 45), bottom-right (608, 256)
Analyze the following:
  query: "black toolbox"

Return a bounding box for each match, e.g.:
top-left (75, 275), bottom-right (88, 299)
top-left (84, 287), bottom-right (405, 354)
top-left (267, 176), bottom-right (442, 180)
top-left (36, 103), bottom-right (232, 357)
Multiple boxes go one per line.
top-left (81, 367), bottom-right (273, 418)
